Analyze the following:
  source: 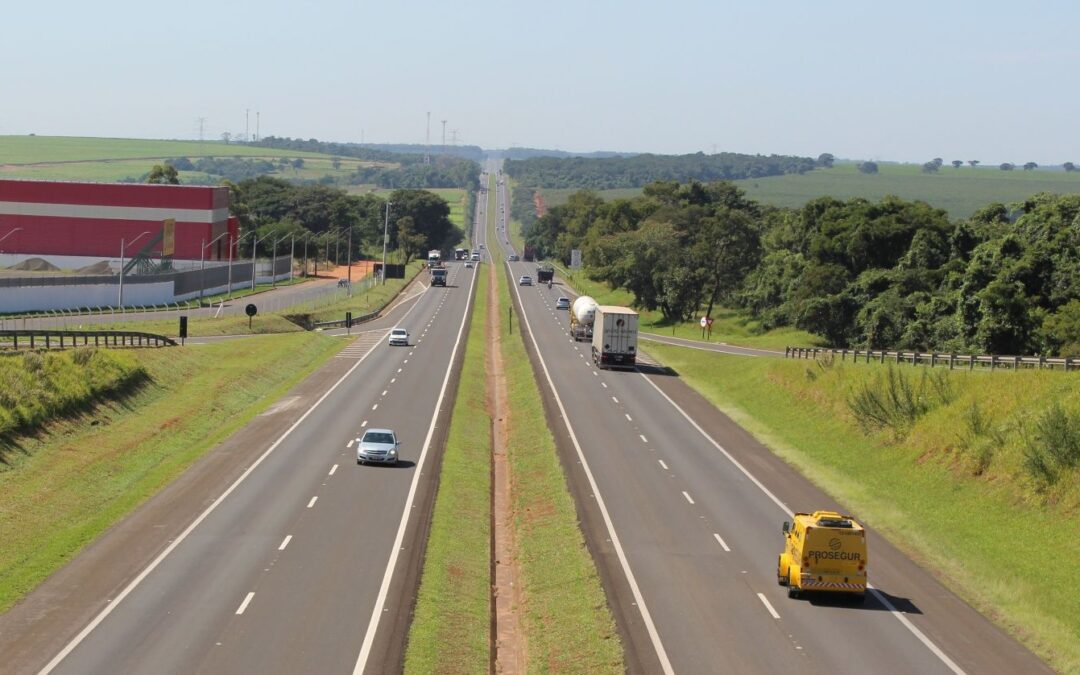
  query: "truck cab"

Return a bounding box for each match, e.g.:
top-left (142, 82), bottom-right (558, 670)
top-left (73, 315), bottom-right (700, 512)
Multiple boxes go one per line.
top-left (430, 267), bottom-right (447, 286)
top-left (778, 510), bottom-right (867, 601)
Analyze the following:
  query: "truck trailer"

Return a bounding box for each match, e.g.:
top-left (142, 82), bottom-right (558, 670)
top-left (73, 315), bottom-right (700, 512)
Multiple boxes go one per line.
top-left (591, 305), bottom-right (638, 369)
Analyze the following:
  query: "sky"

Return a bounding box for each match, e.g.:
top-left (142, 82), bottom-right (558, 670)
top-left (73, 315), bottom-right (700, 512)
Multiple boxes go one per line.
top-left (2, 0), bottom-right (1077, 164)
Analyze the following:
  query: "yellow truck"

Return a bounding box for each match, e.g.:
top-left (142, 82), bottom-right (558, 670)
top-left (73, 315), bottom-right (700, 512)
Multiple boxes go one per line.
top-left (777, 510), bottom-right (867, 602)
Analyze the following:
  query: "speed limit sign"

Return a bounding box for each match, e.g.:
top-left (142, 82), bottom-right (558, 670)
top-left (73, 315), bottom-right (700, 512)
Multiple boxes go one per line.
top-left (700, 317), bottom-right (708, 328)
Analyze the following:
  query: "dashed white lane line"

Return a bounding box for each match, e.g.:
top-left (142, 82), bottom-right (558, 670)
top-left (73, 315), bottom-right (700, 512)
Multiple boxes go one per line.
top-left (236, 592), bottom-right (255, 615)
top-left (713, 533), bottom-right (731, 552)
top-left (390, 378), bottom-right (396, 384)
top-left (372, 404), bottom-right (378, 410)
top-left (347, 440), bottom-right (354, 448)
top-left (397, 368), bottom-right (402, 373)
top-left (307, 496), bottom-right (318, 508)
top-left (625, 413), bottom-right (633, 422)
top-left (682, 491), bottom-right (695, 505)
top-left (279, 535), bottom-right (292, 551)
top-left (612, 396), bottom-right (620, 404)
top-left (640, 434), bottom-right (648, 443)
top-left (404, 359), bottom-right (409, 364)
top-left (361, 420), bottom-right (368, 428)
top-left (381, 390), bottom-right (388, 397)
top-left (658, 459), bottom-right (669, 470)
top-left (758, 593), bottom-right (781, 619)
top-left (329, 464), bottom-right (338, 476)
top-left (601, 382), bottom-right (608, 388)
top-left (592, 370), bottom-right (598, 376)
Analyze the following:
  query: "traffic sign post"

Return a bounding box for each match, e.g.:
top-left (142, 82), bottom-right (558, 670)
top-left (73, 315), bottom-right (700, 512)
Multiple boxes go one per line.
top-left (701, 316), bottom-right (713, 340)
top-left (246, 303), bottom-right (258, 330)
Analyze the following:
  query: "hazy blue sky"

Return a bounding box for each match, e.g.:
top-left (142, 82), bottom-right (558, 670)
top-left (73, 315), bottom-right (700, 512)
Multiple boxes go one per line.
top-left (2, 0), bottom-right (1076, 163)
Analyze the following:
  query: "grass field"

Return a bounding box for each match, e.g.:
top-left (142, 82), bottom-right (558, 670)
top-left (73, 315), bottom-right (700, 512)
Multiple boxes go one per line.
top-left (539, 163), bottom-right (1080, 220)
top-left (0, 333), bottom-right (344, 613)
top-left (428, 188), bottom-right (467, 230)
top-left (643, 343), bottom-right (1080, 672)
top-left (404, 241), bottom-right (490, 672)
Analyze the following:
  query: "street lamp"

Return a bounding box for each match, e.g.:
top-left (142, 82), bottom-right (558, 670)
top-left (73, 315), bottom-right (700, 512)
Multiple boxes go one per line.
top-left (117, 230), bottom-right (152, 308)
top-left (229, 230), bottom-right (255, 300)
top-left (382, 201), bottom-right (392, 285)
top-left (269, 231), bottom-right (291, 288)
top-left (200, 231), bottom-right (230, 306)
top-left (251, 232), bottom-right (259, 291)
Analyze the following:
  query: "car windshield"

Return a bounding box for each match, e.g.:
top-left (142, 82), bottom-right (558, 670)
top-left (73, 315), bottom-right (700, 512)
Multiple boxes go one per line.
top-left (363, 432), bottom-right (394, 444)
top-left (391, 329), bottom-right (406, 335)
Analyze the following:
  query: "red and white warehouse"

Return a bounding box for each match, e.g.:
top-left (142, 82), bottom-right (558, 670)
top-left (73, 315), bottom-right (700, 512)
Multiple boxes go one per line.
top-left (0, 179), bottom-right (237, 263)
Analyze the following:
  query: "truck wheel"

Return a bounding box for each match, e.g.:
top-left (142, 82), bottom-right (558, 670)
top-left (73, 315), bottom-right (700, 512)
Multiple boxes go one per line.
top-left (787, 585), bottom-right (800, 599)
top-left (777, 556), bottom-right (787, 586)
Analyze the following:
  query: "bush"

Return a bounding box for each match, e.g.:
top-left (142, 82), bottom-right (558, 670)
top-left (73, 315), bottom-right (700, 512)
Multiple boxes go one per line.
top-left (1024, 403), bottom-right (1080, 486)
top-left (847, 367), bottom-right (952, 436)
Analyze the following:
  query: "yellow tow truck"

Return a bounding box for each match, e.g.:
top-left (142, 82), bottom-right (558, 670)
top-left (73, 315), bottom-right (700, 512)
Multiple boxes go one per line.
top-left (778, 510), bottom-right (867, 602)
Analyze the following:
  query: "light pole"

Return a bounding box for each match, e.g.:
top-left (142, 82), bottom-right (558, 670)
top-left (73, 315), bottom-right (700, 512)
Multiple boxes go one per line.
top-left (200, 231), bottom-right (229, 306)
top-left (346, 225), bottom-right (354, 296)
top-left (269, 232), bottom-right (290, 288)
top-left (251, 232), bottom-right (259, 291)
top-left (382, 201), bottom-right (392, 284)
top-left (324, 227), bottom-right (340, 272)
top-left (117, 230), bottom-right (152, 308)
top-left (229, 230), bottom-right (254, 300)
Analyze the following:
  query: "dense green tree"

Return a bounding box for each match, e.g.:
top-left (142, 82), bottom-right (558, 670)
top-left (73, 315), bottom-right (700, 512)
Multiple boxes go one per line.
top-left (1024, 162), bottom-right (1039, 171)
top-left (951, 160), bottom-right (963, 169)
top-left (1065, 162), bottom-right (1076, 172)
top-left (817, 153), bottom-right (835, 168)
top-left (857, 161), bottom-right (878, 174)
top-left (146, 163), bottom-right (180, 184)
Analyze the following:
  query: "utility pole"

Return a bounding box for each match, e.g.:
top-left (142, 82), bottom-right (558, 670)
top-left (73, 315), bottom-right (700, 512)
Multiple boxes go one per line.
top-left (441, 119), bottom-right (447, 152)
top-left (256, 111), bottom-right (260, 142)
top-left (245, 108), bottom-right (250, 142)
top-left (381, 201), bottom-right (392, 285)
top-left (424, 111), bottom-right (431, 165)
top-left (197, 117), bottom-right (206, 142)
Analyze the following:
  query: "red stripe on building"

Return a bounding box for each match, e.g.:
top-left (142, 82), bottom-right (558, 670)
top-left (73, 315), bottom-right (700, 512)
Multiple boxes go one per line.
top-left (0, 179), bottom-right (229, 210)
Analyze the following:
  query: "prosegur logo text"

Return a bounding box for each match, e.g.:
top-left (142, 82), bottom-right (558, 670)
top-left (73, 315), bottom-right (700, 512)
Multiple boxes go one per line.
top-left (809, 549), bottom-right (862, 563)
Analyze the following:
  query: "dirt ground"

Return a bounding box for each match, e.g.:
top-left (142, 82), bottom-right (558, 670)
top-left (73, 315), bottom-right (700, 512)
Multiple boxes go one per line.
top-left (293, 260), bottom-right (378, 280)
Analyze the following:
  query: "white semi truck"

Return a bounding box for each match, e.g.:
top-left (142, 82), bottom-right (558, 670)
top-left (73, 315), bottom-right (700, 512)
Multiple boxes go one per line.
top-left (591, 305), bottom-right (638, 369)
top-left (569, 295), bottom-right (598, 341)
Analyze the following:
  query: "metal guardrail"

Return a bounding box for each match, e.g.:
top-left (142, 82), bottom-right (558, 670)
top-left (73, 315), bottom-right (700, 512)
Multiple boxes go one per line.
top-left (313, 309), bottom-right (381, 330)
top-left (785, 346), bottom-right (1078, 371)
top-left (0, 329), bottom-right (177, 350)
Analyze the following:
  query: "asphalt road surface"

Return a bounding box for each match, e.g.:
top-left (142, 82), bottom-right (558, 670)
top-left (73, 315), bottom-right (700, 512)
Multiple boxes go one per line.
top-left (490, 163), bottom-right (1050, 674)
top-left (0, 173), bottom-right (493, 674)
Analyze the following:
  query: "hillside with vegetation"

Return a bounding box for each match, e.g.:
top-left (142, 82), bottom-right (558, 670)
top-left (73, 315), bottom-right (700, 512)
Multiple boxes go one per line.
top-left (524, 180), bottom-right (1080, 356)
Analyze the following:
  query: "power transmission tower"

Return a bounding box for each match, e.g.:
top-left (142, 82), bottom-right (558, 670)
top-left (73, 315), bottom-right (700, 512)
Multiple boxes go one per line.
top-left (245, 109), bottom-right (250, 142)
top-left (424, 111), bottom-right (431, 164)
top-left (255, 111), bottom-right (260, 142)
top-left (441, 119), bottom-right (447, 152)
top-left (197, 117), bottom-right (206, 142)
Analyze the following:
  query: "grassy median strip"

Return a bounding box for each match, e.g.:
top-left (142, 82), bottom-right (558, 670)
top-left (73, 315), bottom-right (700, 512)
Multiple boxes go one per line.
top-left (0, 333), bottom-right (343, 612)
top-left (643, 342), bottom-right (1080, 673)
top-left (497, 245), bottom-right (623, 668)
top-left (404, 260), bottom-right (492, 671)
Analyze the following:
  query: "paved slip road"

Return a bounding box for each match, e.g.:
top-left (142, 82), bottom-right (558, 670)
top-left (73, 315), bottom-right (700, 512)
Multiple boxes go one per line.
top-left (491, 165), bottom-right (1050, 674)
top-left (0, 172), bottom-right (493, 674)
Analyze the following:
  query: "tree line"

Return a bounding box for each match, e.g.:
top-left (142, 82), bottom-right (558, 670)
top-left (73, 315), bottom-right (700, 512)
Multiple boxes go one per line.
top-left (225, 176), bottom-right (462, 265)
top-left (524, 181), bottom-right (1080, 356)
top-left (503, 151), bottom-right (819, 190)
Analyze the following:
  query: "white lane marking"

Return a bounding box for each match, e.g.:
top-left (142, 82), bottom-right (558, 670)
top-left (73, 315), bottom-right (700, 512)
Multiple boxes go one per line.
top-left (381, 390), bottom-right (388, 397)
top-left (390, 378), bottom-right (396, 384)
top-left (757, 593), bottom-right (780, 619)
top-left (640, 434), bottom-right (648, 443)
top-left (592, 370), bottom-right (598, 376)
top-left (658, 460), bottom-right (669, 470)
top-left (329, 464), bottom-right (338, 476)
top-left (601, 382), bottom-right (608, 388)
top-left (361, 420), bottom-right (368, 428)
top-left (372, 404), bottom-right (378, 411)
top-left (504, 263), bottom-right (674, 675)
top-left (354, 239), bottom-right (479, 675)
top-left (279, 535), bottom-right (293, 551)
top-left (404, 359), bottom-right (409, 363)
top-left (236, 592), bottom-right (255, 615)
top-left (347, 440), bottom-right (354, 448)
top-left (625, 414), bottom-right (633, 422)
top-left (307, 496), bottom-right (318, 508)
top-left (713, 533), bottom-right (731, 552)
top-left (612, 396), bottom-right (619, 403)
top-left (682, 491), bottom-right (695, 505)
top-left (638, 374), bottom-right (966, 674)
top-left (397, 368), bottom-right (402, 373)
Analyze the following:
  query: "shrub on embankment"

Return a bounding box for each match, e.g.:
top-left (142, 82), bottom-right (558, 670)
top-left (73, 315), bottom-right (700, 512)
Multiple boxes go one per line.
top-left (0, 349), bottom-right (147, 445)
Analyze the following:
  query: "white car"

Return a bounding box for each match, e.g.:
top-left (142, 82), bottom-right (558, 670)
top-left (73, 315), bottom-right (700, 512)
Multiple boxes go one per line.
top-left (518, 275), bottom-right (533, 286)
top-left (555, 297), bottom-right (571, 310)
top-left (465, 261), bottom-right (474, 268)
top-left (388, 327), bottom-right (409, 346)
top-left (356, 428), bottom-right (400, 465)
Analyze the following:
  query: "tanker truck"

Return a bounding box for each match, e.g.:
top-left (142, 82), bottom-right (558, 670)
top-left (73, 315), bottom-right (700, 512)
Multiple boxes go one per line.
top-left (569, 295), bottom-right (598, 342)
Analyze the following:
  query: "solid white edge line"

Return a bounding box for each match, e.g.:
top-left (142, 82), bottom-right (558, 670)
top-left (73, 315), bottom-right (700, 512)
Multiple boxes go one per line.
top-left (507, 256), bottom-right (675, 674)
top-left (279, 535), bottom-right (292, 551)
top-left (352, 226), bottom-right (479, 675)
top-left (39, 308), bottom-right (393, 675)
top-left (637, 373), bottom-right (965, 675)
top-left (757, 593), bottom-right (780, 620)
top-left (713, 533), bottom-right (731, 552)
top-left (235, 592), bottom-right (255, 615)
top-left (682, 491), bottom-right (695, 505)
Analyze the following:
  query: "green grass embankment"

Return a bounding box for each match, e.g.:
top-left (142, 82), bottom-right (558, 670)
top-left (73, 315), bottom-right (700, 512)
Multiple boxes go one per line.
top-left (405, 252), bottom-right (491, 671)
top-left (644, 343), bottom-right (1080, 672)
top-left (0, 333), bottom-right (344, 612)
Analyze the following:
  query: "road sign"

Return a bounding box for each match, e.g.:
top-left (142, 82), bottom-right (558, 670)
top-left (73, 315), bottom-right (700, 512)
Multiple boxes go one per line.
top-left (246, 303), bottom-right (257, 330)
top-left (700, 317), bottom-right (708, 328)
top-left (570, 249), bottom-right (582, 270)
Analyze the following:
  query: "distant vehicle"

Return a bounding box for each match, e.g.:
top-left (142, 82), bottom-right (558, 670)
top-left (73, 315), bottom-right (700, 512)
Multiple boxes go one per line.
top-left (471, 251), bottom-right (480, 261)
top-left (479, 243), bottom-right (485, 249)
top-left (536, 264), bottom-right (554, 283)
top-left (336, 278), bottom-right (350, 288)
top-left (465, 261), bottom-right (474, 268)
top-left (356, 428), bottom-right (400, 466)
top-left (518, 275), bottom-right (533, 286)
top-left (427, 249), bottom-right (442, 267)
top-left (555, 297), bottom-right (571, 310)
top-left (523, 245), bottom-right (537, 262)
top-left (778, 511), bottom-right (867, 602)
top-left (570, 296), bottom-right (597, 341)
top-left (507, 254), bottom-right (519, 262)
top-left (430, 267), bottom-right (447, 286)
top-left (591, 305), bottom-right (638, 369)
top-left (388, 327), bottom-right (409, 346)
top-left (455, 247), bottom-right (468, 260)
